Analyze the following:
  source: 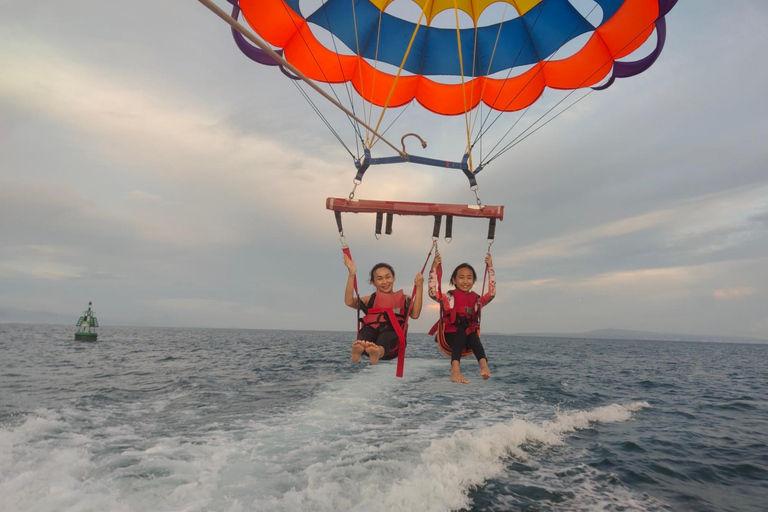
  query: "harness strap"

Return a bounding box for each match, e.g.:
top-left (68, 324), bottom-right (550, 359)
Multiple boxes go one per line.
top-left (428, 261), bottom-right (444, 336)
top-left (367, 307), bottom-right (406, 365)
top-left (478, 262), bottom-right (489, 325)
top-left (343, 239), bottom-right (433, 378)
top-left (429, 261), bottom-right (473, 358)
top-left (396, 243), bottom-right (435, 377)
top-left (359, 299), bottom-right (406, 330)
top-left (428, 256), bottom-right (478, 359)
top-left (342, 247), bottom-right (361, 340)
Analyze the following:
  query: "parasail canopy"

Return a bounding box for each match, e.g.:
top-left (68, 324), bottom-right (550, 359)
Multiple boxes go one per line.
top-left (237, 0), bottom-right (677, 115)
top-left (202, 0), bottom-right (677, 189)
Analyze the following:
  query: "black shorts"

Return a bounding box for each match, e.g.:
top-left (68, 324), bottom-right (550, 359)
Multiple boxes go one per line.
top-left (358, 326), bottom-right (400, 360)
top-left (444, 329), bottom-right (487, 363)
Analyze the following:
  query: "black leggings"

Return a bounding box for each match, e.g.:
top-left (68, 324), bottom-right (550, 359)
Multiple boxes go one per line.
top-left (444, 329), bottom-right (487, 363)
top-left (358, 325), bottom-right (400, 360)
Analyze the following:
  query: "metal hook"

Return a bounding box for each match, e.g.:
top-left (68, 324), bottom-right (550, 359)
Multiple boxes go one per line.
top-left (349, 179), bottom-right (361, 201)
top-left (471, 185), bottom-right (483, 208)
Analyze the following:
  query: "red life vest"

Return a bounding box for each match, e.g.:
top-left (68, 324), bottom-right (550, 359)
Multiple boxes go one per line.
top-left (361, 290), bottom-right (407, 330)
top-left (442, 289), bottom-right (480, 334)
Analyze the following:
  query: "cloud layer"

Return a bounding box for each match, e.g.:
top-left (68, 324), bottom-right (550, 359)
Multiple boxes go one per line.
top-left (1, 1), bottom-right (767, 339)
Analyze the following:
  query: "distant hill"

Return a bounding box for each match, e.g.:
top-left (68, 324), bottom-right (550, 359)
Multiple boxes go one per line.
top-left (511, 328), bottom-right (767, 344)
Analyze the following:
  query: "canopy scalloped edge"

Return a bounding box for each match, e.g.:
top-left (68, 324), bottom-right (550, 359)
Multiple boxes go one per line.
top-left (239, 0), bottom-right (663, 115)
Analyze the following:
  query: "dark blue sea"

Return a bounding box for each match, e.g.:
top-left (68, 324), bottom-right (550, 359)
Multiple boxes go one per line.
top-left (1, 324), bottom-right (767, 511)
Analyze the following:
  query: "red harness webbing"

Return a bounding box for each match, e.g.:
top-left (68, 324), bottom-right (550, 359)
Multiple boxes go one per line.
top-left (342, 244), bottom-right (433, 378)
top-left (395, 247), bottom-right (432, 377)
top-left (429, 259), bottom-right (490, 358)
top-left (342, 247), bottom-right (361, 340)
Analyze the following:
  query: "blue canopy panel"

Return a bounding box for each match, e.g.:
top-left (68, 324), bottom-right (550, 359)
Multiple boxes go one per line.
top-left (285, 0), bottom-right (617, 77)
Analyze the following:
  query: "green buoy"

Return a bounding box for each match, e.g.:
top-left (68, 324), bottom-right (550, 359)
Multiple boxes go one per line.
top-left (75, 301), bottom-right (99, 341)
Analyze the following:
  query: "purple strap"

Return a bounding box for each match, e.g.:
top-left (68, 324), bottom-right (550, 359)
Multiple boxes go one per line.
top-left (228, 2), bottom-right (299, 80)
top-left (593, 0), bottom-right (677, 91)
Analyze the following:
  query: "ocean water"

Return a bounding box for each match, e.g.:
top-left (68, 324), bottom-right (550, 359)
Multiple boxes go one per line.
top-left (1, 324), bottom-right (766, 512)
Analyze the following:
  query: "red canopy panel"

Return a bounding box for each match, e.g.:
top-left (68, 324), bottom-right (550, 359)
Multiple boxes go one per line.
top-left (326, 198), bottom-right (504, 221)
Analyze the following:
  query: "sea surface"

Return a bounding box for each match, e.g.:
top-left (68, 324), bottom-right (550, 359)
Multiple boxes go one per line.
top-left (1, 324), bottom-right (767, 512)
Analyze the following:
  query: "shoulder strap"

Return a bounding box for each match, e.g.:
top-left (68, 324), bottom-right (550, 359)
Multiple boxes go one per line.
top-left (359, 293), bottom-right (376, 313)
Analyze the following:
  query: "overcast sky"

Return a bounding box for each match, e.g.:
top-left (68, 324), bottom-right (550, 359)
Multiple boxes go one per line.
top-left (1, 1), bottom-right (766, 339)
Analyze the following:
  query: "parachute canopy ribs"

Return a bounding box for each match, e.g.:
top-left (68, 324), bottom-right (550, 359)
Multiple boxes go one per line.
top-left (326, 198), bottom-right (504, 220)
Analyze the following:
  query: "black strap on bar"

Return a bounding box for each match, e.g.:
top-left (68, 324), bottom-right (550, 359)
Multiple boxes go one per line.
top-left (462, 169), bottom-right (478, 188)
top-left (432, 215), bottom-right (442, 239)
top-left (460, 153), bottom-right (478, 188)
top-left (445, 215), bottom-right (453, 240)
top-left (354, 148), bottom-right (372, 182)
top-left (487, 218), bottom-right (497, 240)
top-left (334, 211), bottom-right (344, 235)
top-left (385, 213), bottom-right (393, 235)
top-left (375, 212), bottom-right (383, 237)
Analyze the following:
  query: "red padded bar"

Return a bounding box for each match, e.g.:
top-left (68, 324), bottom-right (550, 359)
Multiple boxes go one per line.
top-left (326, 198), bottom-right (504, 221)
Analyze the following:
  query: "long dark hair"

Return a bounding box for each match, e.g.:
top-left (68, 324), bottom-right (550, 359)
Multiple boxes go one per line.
top-left (450, 263), bottom-right (476, 287)
top-left (369, 263), bottom-right (395, 284)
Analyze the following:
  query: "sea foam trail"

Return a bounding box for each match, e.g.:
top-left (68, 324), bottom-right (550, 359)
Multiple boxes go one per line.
top-left (377, 402), bottom-right (651, 512)
top-left (0, 363), bottom-right (651, 512)
top-left (0, 409), bottom-right (132, 512)
top-left (251, 397), bottom-right (651, 512)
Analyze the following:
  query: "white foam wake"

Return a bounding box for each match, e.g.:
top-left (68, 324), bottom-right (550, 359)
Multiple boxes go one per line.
top-left (249, 400), bottom-right (652, 512)
top-left (355, 402), bottom-right (651, 512)
top-left (0, 378), bottom-right (651, 512)
top-left (0, 409), bottom-right (131, 512)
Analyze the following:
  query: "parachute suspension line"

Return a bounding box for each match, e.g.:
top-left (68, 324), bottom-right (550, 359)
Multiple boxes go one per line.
top-left (366, 12), bottom-right (386, 147)
top-left (468, 2), bottom-right (510, 151)
top-left (351, 0), bottom-right (370, 143)
top-left (196, 0), bottom-right (405, 157)
top-left (277, 0), bottom-right (364, 155)
top-left (452, 2), bottom-right (474, 170)
top-left (472, 2), bottom-right (600, 152)
top-left (369, 4), bottom-right (432, 154)
top-left (478, 102), bottom-right (483, 164)
top-left (483, 13), bottom-right (664, 166)
top-left (472, 2), bottom-right (551, 147)
top-left (486, 89), bottom-right (594, 165)
top-left (290, 80), bottom-right (357, 160)
top-left (465, 3), bottom-right (481, 157)
top-left (379, 101), bottom-right (415, 142)
top-left (481, 99), bottom-right (536, 162)
top-left (370, 0), bottom-right (433, 149)
top-left (318, 0), bottom-right (366, 153)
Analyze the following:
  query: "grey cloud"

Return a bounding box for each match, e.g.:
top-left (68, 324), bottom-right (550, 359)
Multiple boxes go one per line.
top-left (2, 0), bottom-right (767, 339)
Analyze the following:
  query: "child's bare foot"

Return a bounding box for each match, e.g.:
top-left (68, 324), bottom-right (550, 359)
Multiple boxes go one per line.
top-left (366, 343), bottom-right (385, 364)
top-left (351, 341), bottom-right (365, 362)
top-left (479, 359), bottom-right (491, 380)
top-left (450, 362), bottom-right (468, 384)
top-left (451, 368), bottom-right (468, 384)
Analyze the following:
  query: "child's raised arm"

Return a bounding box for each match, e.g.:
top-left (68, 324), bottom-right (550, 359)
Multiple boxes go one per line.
top-left (409, 272), bottom-right (424, 319)
top-left (343, 253), bottom-right (360, 308)
top-left (428, 252), bottom-right (443, 302)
